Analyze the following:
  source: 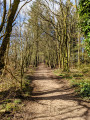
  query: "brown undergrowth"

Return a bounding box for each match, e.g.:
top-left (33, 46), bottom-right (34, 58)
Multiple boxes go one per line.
top-left (0, 65), bottom-right (35, 120)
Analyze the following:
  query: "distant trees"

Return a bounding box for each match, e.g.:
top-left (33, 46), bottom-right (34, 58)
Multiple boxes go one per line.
top-left (23, 0), bottom-right (89, 71)
top-left (24, 0), bottom-right (77, 71)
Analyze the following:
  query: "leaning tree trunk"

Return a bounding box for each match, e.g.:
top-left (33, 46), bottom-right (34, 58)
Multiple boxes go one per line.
top-left (0, 0), bottom-right (20, 70)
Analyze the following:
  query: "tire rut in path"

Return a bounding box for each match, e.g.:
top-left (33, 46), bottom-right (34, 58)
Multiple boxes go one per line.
top-left (13, 63), bottom-right (90, 120)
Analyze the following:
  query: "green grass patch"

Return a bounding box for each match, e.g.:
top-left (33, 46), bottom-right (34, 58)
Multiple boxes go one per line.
top-left (14, 99), bottom-right (22, 104)
top-left (5, 103), bottom-right (19, 112)
top-left (73, 73), bottom-right (83, 77)
top-left (0, 99), bottom-right (22, 113)
top-left (54, 68), bottom-right (90, 99)
top-left (59, 73), bottom-right (72, 79)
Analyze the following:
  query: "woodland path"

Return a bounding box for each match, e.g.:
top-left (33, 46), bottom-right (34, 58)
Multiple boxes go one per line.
top-left (13, 63), bottom-right (90, 120)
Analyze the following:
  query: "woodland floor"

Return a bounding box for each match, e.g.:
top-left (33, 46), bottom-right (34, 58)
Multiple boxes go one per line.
top-left (13, 63), bottom-right (90, 120)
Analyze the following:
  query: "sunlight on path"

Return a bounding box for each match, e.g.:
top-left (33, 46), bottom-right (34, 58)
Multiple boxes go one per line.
top-left (13, 64), bottom-right (90, 120)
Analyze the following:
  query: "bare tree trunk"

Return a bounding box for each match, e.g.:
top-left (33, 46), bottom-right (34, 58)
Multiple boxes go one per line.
top-left (0, 0), bottom-right (20, 70)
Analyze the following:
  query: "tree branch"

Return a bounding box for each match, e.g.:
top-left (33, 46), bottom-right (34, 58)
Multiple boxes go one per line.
top-left (0, 0), bottom-right (6, 32)
top-left (13, 0), bottom-right (32, 22)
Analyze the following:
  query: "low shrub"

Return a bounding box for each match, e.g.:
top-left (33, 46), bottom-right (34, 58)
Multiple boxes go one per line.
top-left (5, 103), bottom-right (17, 112)
top-left (71, 79), bottom-right (90, 98)
top-left (14, 99), bottom-right (22, 104)
top-left (0, 99), bottom-right (21, 113)
top-left (78, 82), bottom-right (90, 97)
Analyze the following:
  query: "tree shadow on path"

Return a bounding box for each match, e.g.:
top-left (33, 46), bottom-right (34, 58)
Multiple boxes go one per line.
top-left (25, 73), bottom-right (90, 120)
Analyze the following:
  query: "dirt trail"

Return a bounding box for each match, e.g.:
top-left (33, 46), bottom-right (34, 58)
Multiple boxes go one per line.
top-left (13, 63), bottom-right (90, 120)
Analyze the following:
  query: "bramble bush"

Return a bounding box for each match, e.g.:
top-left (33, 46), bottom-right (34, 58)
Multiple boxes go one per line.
top-left (72, 79), bottom-right (90, 97)
top-left (78, 82), bottom-right (90, 97)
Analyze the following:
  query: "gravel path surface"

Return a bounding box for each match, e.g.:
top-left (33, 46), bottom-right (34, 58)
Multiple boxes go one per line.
top-left (13, 63), bottom-right (90, 120)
